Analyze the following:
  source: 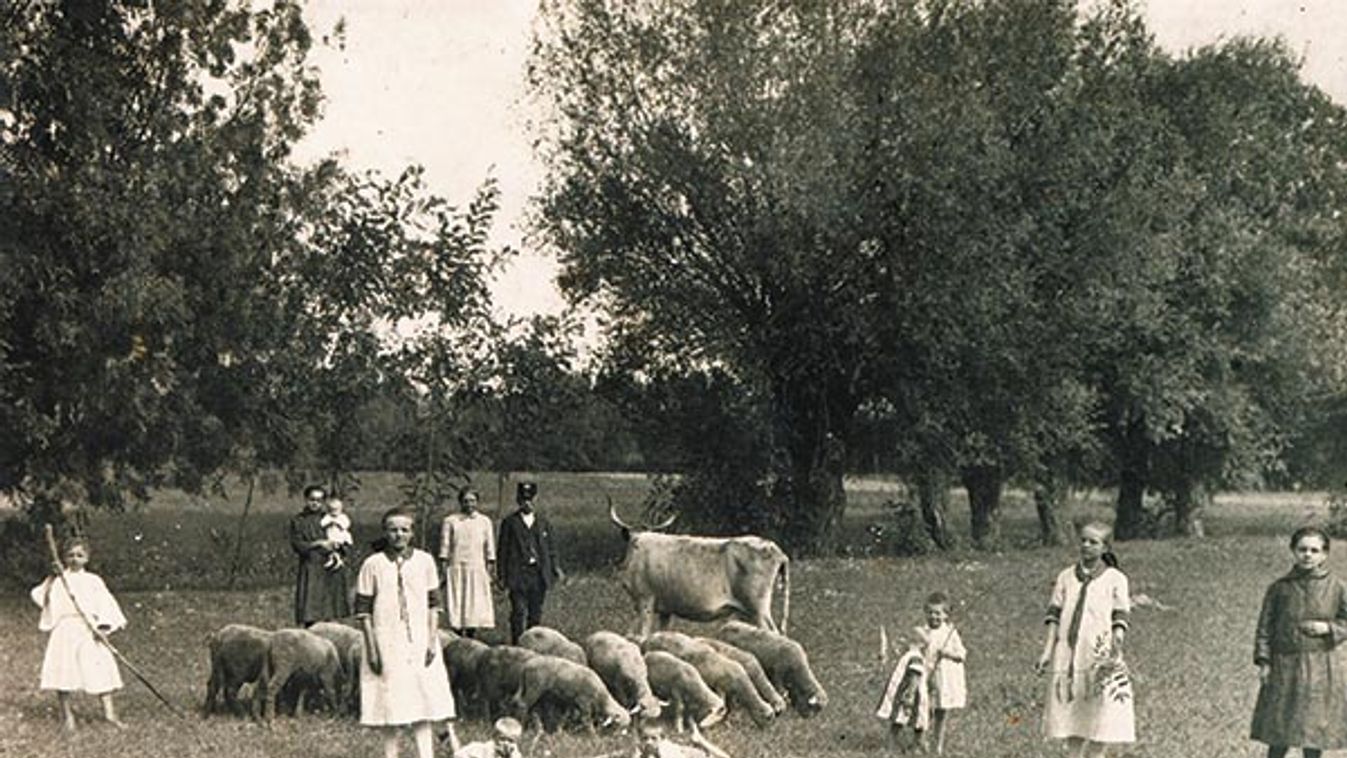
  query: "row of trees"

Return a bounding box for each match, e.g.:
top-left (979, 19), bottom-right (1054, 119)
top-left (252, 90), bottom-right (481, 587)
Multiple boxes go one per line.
top-left (528, 0), bottom-right (1347, 551)
top-left (4, 0), bottom-right (1346, 557)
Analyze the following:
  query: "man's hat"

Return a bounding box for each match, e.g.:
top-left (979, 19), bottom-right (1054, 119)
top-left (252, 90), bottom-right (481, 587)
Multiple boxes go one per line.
top-left (516, 482), bottom-right (538, 501)
top-left (494, 716), bottom-right (523, 740)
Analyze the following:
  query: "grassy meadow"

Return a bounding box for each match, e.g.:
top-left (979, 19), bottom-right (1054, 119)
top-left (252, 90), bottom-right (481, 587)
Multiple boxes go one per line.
top-left (0, 472), bottom-right (1335, 757)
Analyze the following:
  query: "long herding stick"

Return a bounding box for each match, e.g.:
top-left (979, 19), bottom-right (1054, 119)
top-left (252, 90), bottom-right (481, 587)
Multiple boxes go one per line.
top-left (43, 524), bottom-right (188, 720)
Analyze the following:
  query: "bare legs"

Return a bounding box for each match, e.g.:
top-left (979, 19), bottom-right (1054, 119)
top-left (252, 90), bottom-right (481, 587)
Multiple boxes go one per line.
top-left (930, 709), bottom-right (950, 754)
top-left (1064, 737), bottom-right (1109, 758)
top-left (57, 691), bottom-right (124, 731)
top-left (382, 722), bottom-right (438, 758)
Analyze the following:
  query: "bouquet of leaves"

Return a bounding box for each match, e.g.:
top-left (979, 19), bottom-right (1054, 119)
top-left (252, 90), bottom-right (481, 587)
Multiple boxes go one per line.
top-left (1090, 635), bottom-right (1133, 703)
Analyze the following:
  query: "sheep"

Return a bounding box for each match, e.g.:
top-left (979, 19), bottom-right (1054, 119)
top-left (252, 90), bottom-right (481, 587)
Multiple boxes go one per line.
top-left (204, 623), bottom-right (274, 718)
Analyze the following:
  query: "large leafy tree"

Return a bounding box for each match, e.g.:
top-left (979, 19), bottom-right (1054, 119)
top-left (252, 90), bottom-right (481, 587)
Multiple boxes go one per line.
top-left (0, 1), bottom-right (507, 530)
top-left (530, 0), bottom-right (887, 552)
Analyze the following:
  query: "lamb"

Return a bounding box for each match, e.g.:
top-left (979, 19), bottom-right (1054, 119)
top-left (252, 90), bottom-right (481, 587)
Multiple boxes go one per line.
top-left (512, 655), bottom-right (633, 734)
top-left (643, 651), bottom-right (726, 733)
top-left (518, 626), bottom-right (588, 666)
top-left (698, 636), bottom-right (787, 715)
top-left (307, 621), bottom-right (363, 715)
top-left (255, 628), bottom-right (342, 721)
top-left (204, 623), bottom-right (273, 718)
top-left (444, 636), bottom-right (491, 717)
top-left (582, 631), bottom-right (662, 720)
top-left (642, 631), bottom-right (775, 726)
top-left (715, 620), bottom-right (827, 715)
top-left (476, 645), bottom-right (541, 719)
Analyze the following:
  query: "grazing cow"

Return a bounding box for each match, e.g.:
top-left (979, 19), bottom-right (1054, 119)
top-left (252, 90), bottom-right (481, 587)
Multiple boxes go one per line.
top-left (641, 632), bottom-right (774, 727)
top-left (698, 637), bottom-right (787, 715)
top-left (519, 626), bottom-right (588, 666)
top-left (643, 651), bottom-right (726, 733)
top-left (715, 621), bottom-right (827, 716)
top-left (477, 645), bottom-right (541, 719)
top-left (308, 621), bottom-right (363, 715)
top-left (444, 637), bottom-right (491, 716)
top-left (255, 628), bottom-right (342, 721)
top-left (512, 655), bottom-right (633, 734)
top-left (609, 501), bottom-right (790, 637)
top-left (582, 631), bottom-right (662, 719)
top-left (204, 623), bottom-right (274, 717)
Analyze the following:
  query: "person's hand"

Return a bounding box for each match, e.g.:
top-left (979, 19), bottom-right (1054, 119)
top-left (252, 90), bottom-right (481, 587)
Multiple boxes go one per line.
top-left (425, 645), bottom-right (437, 667)
top-left (1258, 663), bottom-right (1271, 684)
top-left (1035, 651), bottom-right (1051, 676)
top-left (1300, 620), bottom-right (1331, 636)
top-left (50, 560), bottom-right (64, 575)
top-left (318, 539), bottom-right (336, 551)
top-left (368, 648), bottom-right (382, 675)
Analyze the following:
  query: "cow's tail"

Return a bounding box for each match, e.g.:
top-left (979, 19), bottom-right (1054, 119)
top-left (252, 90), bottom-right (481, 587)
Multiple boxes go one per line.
top-left (779, 558), bottom-right (791, 635)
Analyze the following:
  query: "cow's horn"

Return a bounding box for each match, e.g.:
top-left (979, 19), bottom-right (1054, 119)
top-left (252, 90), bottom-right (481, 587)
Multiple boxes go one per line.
top-left (648, 510), bottom-right (678, 531)
top-left (608, 495), bottom-right (636, 533)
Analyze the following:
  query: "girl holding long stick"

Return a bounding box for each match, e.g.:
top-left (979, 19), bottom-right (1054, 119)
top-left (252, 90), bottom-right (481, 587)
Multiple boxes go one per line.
top-left (30, 535), bottom-right (127, 731)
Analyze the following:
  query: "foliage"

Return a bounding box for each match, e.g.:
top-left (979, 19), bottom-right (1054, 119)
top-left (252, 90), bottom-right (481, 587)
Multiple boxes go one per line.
top-left (0, 2), bottom-right (510, 537)
top-left (531, 0), bottom-right (888, 553)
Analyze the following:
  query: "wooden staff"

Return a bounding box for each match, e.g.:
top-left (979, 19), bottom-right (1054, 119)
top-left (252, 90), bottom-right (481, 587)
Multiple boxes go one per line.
top-left (43, 524), bottom-right (188, 720)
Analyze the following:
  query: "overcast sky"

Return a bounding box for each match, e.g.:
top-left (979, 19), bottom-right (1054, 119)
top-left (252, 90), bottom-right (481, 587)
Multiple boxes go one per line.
top-left (293, 0), bottom-right (1347, 320)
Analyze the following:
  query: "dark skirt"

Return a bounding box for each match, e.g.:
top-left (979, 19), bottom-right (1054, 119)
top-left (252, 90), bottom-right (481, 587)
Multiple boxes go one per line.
top-left (1251, 649), bottom-right (1347, 748)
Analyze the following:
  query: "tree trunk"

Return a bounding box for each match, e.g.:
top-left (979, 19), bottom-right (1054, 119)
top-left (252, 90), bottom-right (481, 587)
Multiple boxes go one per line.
top-left (1032, 470), bottom-right (1065, 547)
top-left (914, 468), bottom-right (952, 549)
top-left (962, 465), bottom-right (1004, 549)
top-left (773, 379), bottom-right (853, 557)
top-left (1171, 480), bottom-right (1208, 538)
top-left (1115, 418), bottom-right (1150, 540)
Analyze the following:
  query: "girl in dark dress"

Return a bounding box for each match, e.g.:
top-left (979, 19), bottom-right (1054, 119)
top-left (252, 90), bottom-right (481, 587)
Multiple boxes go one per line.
top-left (1251, 526), bottom-right (1347, 758)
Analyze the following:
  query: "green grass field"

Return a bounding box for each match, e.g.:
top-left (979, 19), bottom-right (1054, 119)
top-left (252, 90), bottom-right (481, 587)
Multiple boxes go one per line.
top-left (0, 473), bottom-right (1335, 757)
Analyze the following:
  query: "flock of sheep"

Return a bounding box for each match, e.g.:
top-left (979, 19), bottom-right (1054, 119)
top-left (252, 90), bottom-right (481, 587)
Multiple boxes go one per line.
top-left (203, 619), bottom-right (828, 736)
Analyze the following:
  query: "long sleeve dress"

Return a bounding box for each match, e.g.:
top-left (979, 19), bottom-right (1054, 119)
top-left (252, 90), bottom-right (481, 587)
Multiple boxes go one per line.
top-left (355, 549), bottom-right (456, 726)
top-left (290, 508), bottom-right (350, 624)
top-left (439, 512), bottom-right (496, 629)
top-left (1250, 566), bottom-right (1347, 749)
top-left (1042, 563), bottom-right (1135, 744)
top-left (29, 570), bottom-right (126, 694)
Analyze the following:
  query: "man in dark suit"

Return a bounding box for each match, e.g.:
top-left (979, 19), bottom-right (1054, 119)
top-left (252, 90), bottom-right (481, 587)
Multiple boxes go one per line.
top-left (497, 481), bottom-right (562, 643)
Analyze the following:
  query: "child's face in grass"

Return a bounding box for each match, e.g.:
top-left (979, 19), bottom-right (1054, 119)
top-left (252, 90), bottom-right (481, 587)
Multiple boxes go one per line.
top-left (1293, 533), bottom-right (1329, 572)
top-left (925, 602), bottom-right (949, 628)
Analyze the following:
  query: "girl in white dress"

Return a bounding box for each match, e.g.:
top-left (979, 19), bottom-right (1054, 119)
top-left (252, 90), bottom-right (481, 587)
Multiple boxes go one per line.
top-left (1036, 521), bottom-right (1135, 758)
top-left (917, 591), bottom-right (966, 755)
top-left (357, 508), bottom-right (459, 758)
top-left (29, 537), bottom-right (127, 731)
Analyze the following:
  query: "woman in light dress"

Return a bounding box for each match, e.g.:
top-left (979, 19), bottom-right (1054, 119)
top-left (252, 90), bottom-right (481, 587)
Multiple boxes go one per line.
top-left (439, 488), bottom-right (496, 637)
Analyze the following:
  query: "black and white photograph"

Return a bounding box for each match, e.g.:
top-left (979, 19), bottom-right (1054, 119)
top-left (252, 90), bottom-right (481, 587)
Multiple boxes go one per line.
top-left (2, 1), bottom-right (1346, 756)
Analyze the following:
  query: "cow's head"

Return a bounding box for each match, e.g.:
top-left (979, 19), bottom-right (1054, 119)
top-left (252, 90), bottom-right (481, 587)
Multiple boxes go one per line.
top-left (608, 496), bottom-right (677, 541)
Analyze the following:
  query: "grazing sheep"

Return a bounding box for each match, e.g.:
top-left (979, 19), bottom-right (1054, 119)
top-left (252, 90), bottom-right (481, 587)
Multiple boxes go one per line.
top-left (512, 655), bottom-right (632, 734)
top-left (643, 651), bottom-right (726, 733)
top-left (699, 636), bottom-right (787, 715)
top-left (642, 631), bottom-right (775, 726)
top-left (715, 621), bottom-right (827, 715)
top-left (582, 631), bottom-right (662, 720)
top-left (518, 626), bottom-right (588, 666)
top-left (204, 624), bottom-right (274, 718)
top-left (476, 645), bottom-right (541, 719)
top-left (444, 636), bottom-right (491, 716)
top-left (308, 621), bottom-right (363, 715)
top-left (255, 628), bottom-right (342, 721)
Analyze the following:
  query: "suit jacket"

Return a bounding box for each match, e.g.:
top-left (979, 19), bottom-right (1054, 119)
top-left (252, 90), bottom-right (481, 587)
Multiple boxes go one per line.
top-left (497, 508), bottom-right (560, 592)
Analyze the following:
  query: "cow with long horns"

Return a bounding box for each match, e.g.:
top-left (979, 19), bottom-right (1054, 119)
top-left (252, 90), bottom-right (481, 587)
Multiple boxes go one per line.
top-left (608, 499), bottom-right (791, 637)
